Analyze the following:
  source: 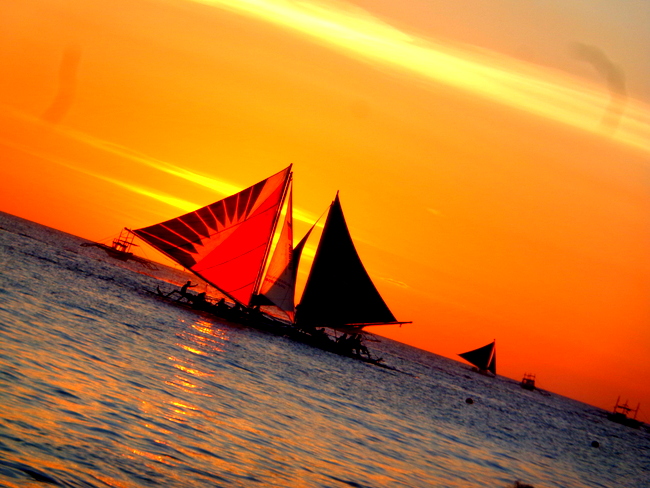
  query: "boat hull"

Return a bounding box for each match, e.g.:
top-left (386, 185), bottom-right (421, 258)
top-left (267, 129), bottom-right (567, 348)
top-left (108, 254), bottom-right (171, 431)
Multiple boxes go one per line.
top-left (151, 287), bottom-right (389, 368)
top-left (607, 412), bottom-right (643, 429)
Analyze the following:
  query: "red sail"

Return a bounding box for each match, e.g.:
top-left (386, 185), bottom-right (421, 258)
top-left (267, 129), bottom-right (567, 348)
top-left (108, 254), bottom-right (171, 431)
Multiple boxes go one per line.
top-left (133, 166), bottom-right (291, 306)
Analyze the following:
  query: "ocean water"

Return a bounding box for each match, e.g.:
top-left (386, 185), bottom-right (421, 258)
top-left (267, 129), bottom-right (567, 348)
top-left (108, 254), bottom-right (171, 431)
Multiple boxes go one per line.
top-left (0, 211), bottom-right (648, 488)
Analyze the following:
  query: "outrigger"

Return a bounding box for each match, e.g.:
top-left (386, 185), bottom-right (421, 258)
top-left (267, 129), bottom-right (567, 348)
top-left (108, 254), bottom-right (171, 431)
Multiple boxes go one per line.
top-left (153, 282), bottom-right (396, 368)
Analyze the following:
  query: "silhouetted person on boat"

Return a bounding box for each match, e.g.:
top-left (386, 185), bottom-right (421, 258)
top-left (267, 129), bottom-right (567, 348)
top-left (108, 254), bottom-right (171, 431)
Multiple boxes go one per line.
top-left (358, 337), bottom-right (370, 358)
top-left (350, 334), bottom-right (361, 355)
top-left (230, 303), bottom-right (245, 319)
top-left (349, 334), bottom-right (369, 357)
top-left (160, 280), bottom-right (198, 300)
top-left (172, 280), bottom-right (199, 302)
top-left (180, 280), bottom-right (197, 297)
top-left (336, 333), bottom-right (354, 352)
top-left (191, 292), bottom-right (207, 309)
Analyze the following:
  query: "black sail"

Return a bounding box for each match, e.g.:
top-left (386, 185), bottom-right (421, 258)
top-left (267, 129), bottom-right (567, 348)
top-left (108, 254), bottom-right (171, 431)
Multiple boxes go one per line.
top-left (459, 341), bottom-right (497, 374)
top-left (295, 194), bottom-right (396, 328)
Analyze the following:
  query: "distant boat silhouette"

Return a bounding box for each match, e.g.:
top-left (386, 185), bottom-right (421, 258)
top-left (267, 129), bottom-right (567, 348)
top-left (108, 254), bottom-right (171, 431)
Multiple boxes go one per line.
top-left (607, 397), bottom-right (642, 429)
top-left (520, 373), bottom-right (536, 391)
top-left (81, 228), bottom-right (156, 269)
top-left (459, 340), bottom-right (496, 376)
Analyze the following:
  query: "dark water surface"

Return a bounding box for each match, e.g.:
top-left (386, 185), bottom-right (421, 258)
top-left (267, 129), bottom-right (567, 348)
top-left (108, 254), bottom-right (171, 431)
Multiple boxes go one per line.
top-left (0, 211), bottom-right (648, 487)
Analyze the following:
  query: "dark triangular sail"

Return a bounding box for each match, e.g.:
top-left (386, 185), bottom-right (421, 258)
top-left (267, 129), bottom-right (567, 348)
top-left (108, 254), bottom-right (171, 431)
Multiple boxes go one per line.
top-left (295, 194), bottom-right (397, 328)
top-left (459, 341), bottom-right (496, 374)
top-left (133, 166), bottom-right (291, 306)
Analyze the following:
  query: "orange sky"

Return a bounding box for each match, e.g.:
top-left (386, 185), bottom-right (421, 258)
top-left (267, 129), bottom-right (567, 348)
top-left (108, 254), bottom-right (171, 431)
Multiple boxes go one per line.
top-left (1, 0), bottom-right (649, 415)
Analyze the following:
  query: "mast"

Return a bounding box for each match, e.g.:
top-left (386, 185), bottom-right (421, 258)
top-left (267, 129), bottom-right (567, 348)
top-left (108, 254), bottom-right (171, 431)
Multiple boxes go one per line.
top-left (112, 228), bottom-right (136, 254)
top-left (459, 340), bottom-right (497, 374)
top-left (252, 170), bottom-right (292, 298)
top-left (255, 180), bottom-right (300, 320)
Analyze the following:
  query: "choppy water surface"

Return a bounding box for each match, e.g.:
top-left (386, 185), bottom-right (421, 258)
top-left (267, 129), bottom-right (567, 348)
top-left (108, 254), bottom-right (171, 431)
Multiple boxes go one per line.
top-left (0, 211), bottom-right (648, 488)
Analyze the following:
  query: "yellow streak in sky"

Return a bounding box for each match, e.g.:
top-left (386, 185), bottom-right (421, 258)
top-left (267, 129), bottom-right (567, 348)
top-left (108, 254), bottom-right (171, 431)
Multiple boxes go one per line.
top-left (2, 105), bottom-right (326, 260)
top-left (0, 133), bottom-right (199, 214)
top-left (90, 174), bottom-right (200, 213)
top-left (54, 126), bottom-right (321, 225)
top-left (95, 141), bottom-right (242, 196)
top-left (188, 0), bottom-right (650, 154)
top-left (0, 105), bottom-right (320, 223)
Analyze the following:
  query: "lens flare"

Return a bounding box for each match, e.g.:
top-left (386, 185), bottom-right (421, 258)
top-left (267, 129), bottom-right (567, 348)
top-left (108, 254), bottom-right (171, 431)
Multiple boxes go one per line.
top-left (188, 0), bottom-right (650, 153)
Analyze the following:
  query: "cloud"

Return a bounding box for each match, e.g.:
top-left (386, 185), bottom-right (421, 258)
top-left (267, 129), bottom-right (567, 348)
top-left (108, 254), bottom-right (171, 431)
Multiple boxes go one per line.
top-left (42, 45), bottom-right (82, 124)
top-left (2, 104), bottom-right (322, 223)
top-left (188, 0), bottom-right (650, 154)
top-left (1, 105), bottom-right (330, 279)
top-left (571, 42), bottom-right (627, 132)
top-left (1, 106), bottom-right (329, 262)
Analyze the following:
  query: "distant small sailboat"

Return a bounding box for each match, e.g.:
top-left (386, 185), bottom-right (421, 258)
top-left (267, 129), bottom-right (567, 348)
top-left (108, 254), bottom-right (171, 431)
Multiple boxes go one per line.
top-left (459, 340), bottom-right (496, 376)
top-left (81, 228), bottom-right (156, 269)
top-left (520, 373), bottom-right (536, 391)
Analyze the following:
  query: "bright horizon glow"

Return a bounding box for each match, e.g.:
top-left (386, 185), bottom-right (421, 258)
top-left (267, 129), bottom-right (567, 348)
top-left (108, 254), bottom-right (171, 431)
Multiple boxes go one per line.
top-left (189, 0), bottom-right (650, 154)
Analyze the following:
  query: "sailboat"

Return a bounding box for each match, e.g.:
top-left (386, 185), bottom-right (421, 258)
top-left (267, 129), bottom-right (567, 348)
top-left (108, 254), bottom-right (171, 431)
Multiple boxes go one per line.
top-left (459, 340), bottom-right (497, 376)
top-left (132, 166), bottom-right (294, 316)
top-left (607, 397), bottom-right (643, 429)
top-left (81, 227), bottom-right (156, 269)
top-left (129, 166), bottom-right (407, 359)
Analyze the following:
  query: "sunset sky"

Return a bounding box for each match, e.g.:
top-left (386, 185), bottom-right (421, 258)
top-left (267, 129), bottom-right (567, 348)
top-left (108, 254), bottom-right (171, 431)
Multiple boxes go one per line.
top-left (1, 0), bottom-right (649, 415)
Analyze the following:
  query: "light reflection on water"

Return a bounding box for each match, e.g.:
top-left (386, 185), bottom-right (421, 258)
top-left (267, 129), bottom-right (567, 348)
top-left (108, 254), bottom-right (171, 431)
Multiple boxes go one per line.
top-left (1, 213), bottom-right (649, 487)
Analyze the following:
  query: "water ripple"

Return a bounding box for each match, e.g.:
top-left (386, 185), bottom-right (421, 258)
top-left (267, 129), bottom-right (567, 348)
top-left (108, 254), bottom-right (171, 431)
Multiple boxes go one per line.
top-left (1, 212), bottom-right (649, 487)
